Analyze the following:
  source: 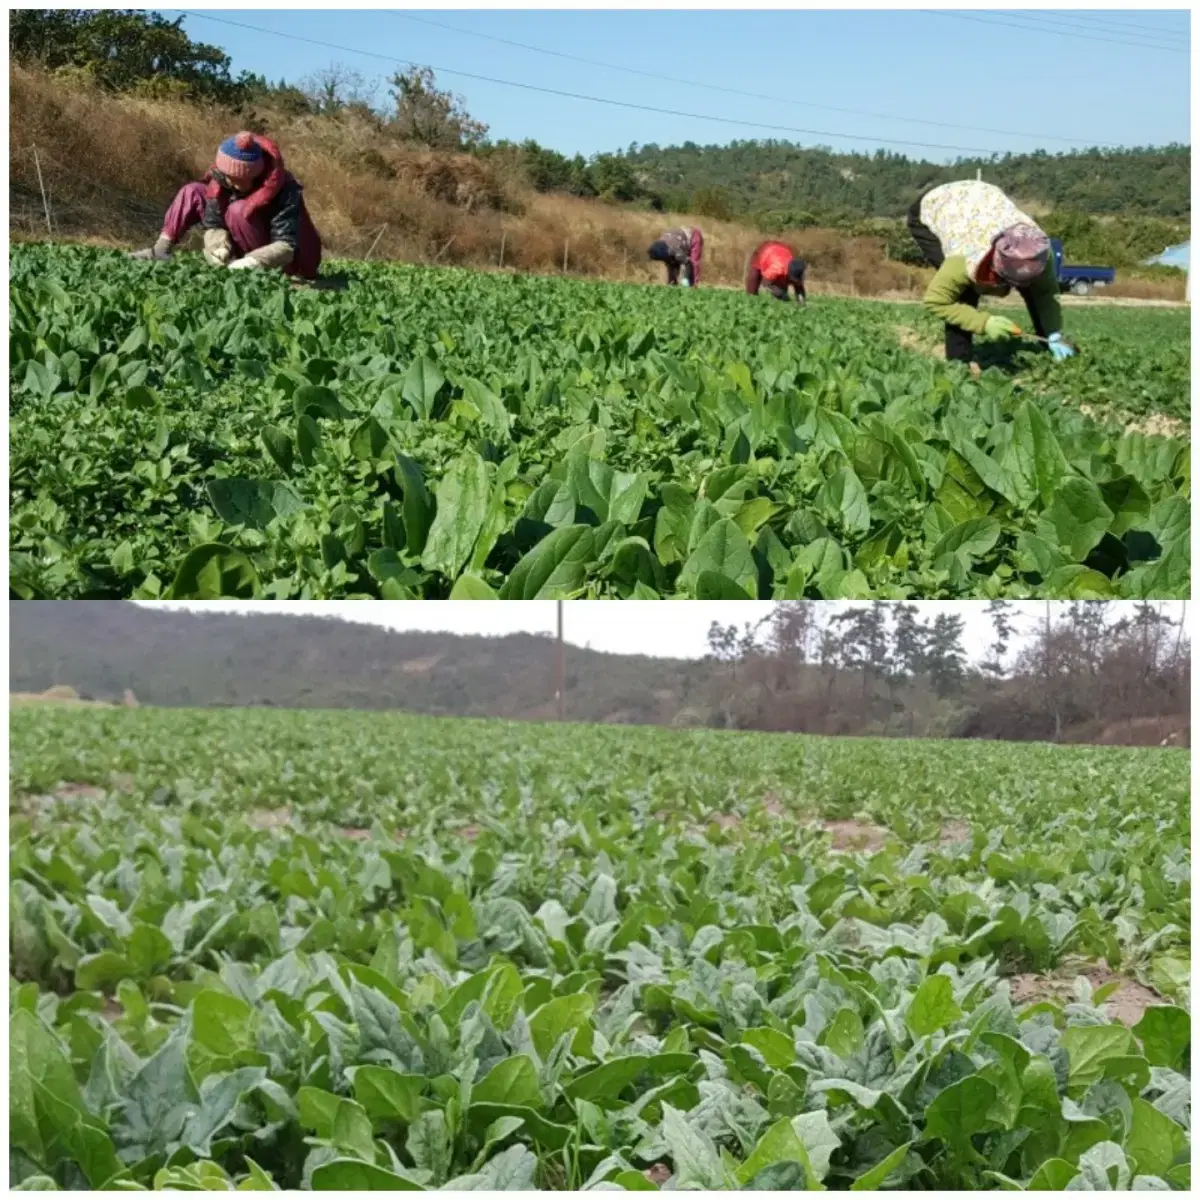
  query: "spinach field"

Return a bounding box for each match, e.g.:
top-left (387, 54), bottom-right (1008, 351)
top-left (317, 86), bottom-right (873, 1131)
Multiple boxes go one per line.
top-left (10, 705), bottom-right (1191, 1190)
top-left (10, 245), bottom-right (1189, 600)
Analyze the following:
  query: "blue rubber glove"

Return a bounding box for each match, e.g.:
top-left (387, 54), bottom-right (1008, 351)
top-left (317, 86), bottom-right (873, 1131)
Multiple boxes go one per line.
top-left (1047, 332), bottom-right (1075, 362)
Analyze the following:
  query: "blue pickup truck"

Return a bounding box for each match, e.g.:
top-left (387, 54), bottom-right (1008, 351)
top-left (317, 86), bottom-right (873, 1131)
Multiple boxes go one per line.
top-left (1050, 238), bottom-right (1115, 296)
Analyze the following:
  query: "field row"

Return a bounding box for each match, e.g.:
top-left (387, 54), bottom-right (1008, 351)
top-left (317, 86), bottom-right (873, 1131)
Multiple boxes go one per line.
top-left (9, 707), bottom-right (1191, 1189)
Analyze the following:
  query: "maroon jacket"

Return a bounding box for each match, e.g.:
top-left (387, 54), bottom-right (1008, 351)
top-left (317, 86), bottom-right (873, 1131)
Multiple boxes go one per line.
top-left (201, 134), bottom-right (323, 279)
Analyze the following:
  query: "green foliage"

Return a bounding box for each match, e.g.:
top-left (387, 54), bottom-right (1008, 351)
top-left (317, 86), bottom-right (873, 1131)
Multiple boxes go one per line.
top-left (9, 244), bottom-right (1189, 599)
top-left (622, 140), bottom-right (1191, 220)
top-left (1039, 210), bottom-right (1191, 270)
top-left (9, 9), bottom-right (258, 106)
top-left (690, 187), bottom-right (735, 222)
top-left (8, 703), bottom-right (1191, 1190)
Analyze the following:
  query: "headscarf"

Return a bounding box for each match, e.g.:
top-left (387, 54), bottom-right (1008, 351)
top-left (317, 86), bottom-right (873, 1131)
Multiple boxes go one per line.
top-left (992, 223), bottom-right (1051, 285)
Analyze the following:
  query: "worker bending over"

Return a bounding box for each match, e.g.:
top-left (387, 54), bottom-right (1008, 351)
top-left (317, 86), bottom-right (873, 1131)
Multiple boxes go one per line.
top-left (746, 241), bottom-right (807, 303)
top-left (908, 180), bottom-right (1074, 364)
top-left (648, 226), bottom-right (703, 286)
top-left (130, 133), bottom-right (322, 280)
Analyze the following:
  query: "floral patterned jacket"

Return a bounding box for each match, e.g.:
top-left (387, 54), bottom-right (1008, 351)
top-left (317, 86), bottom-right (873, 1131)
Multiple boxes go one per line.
top-left (919, 181), bottom-right (1042, 282)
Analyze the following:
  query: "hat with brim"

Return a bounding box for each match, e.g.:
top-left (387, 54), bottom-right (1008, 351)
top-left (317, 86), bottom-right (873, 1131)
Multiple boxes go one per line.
top-left (992, 224), bottom-right (1050, 285)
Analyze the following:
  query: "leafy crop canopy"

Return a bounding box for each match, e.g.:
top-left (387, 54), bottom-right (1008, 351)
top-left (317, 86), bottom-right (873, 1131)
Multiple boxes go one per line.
top-left (9, 703), bottom-right (1191, 1190)
top-left (9, 245), bottom-right (1190, 598)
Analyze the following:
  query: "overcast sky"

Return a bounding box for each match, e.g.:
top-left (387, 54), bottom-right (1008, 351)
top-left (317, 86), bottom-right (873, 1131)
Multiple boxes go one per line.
top-left (135, 602), bottom-right (1187, 664)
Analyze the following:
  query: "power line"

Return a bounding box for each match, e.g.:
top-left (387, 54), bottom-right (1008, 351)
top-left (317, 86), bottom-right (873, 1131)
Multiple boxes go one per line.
top-left (385, 10), bottom-right (1105, 148)
top-left (177, 9), bottom-right (1101, 158)
top-left (992, 10), bottom-right (1188, 51)
top-left (926, 10), bottom-right (1189, 54)
top-left (1014, 11), bottom-right (1189, 43)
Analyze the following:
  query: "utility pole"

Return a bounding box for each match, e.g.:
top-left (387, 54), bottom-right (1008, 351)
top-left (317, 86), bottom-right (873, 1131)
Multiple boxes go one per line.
top-left (555, 601), bottom-right (565, 721)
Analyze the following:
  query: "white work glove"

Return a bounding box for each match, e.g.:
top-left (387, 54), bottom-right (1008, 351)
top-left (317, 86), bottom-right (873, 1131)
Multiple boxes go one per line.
top-left (228, 255), bottom-right (265, 271)
top-left (248, 242), bottom-right (295, 270)
top-left (202, 228), bottom-right (232, 267)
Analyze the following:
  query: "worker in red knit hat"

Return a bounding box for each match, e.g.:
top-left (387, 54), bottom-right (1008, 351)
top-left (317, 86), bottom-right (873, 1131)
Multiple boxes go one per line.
top-left (745, 240), bottom-right (807, 304)
top-left (129, 132), bottom-right (323, 279)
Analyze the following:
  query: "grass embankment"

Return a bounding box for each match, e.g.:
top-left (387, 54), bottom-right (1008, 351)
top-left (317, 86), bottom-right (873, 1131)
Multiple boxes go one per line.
top-left (9, 66), bottom-right (1186, 302)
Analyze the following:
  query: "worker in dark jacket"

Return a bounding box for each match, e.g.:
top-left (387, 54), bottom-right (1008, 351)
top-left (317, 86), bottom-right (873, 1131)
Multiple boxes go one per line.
top-left (648, 226), bottom-right (703, 286)
top-left (129, 133), bottom-right (323, 279)
top-left (746, 241), bottom-right (807, 303)
top-left (907, 179), bottom-right (1073, 364)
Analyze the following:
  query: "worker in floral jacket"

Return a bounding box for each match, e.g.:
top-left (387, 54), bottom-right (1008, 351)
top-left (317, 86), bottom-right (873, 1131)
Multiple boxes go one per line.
top-left (746, 240), bottom-right (807, 303)
top-left (648, 226), bottom-right (703, 286)
top-left (908, 179), bottom-right (1073, 364)
top-left (130, 132), bottom-right (322, 279)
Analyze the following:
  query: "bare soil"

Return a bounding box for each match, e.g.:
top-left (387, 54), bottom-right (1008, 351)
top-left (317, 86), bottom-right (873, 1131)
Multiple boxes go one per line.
top-left (1009, 958), bottom-right (1162, 1027)
top-left (54, 782), bottom-right (106, 800)
top-left (10, 688), bottom-right (112, 707)
top-left (340, 827), bottom-right (371, 841)
top-left (940, 820), bottom-right (971, 845)
top-left (459, 825), bottom-right (481, 841)
top-left (763, 792), bottom-right (787, 817)
top-left (400, 654), bottom-right (444, 675)
top-left (643, 1164), bottom-right (672, 1185)
top-left (100, 999), bottom-right (124, 1023)
top-left (1092, 715), bottom-right (1191, 748)
top-left (249, 807), bottom-right (291, 830)
top-left (1077, 404), bottom-right (1188, 440)
top-left (823, 819), bottom-right (889, 852)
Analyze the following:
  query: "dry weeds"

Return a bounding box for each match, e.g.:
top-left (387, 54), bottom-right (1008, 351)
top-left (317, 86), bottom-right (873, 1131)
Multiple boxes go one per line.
top-left (6, 66), bottom-right (952, 296)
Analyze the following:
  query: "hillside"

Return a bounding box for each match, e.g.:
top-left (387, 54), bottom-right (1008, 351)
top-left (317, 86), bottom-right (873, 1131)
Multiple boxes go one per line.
top-left (9, 67), bottom-right (1187, 300)
top-left (8, 602), bottom-right (714, 724)
top-left (9, 603), bottom-right (1189, 749)
top-left (624, 141), bottom-right (1190, 223)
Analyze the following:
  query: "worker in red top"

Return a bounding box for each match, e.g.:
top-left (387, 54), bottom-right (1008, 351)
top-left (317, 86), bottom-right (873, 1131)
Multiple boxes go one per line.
top-left (746, 241), bottom-right (807, 304)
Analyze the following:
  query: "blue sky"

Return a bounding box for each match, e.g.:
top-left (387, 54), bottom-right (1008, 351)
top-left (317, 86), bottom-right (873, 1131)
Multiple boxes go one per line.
top-left (166, 9), bottom-right (1190, 161)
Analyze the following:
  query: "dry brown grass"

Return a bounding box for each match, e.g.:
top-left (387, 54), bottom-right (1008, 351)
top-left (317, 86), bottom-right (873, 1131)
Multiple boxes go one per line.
top-left (9, 66), bottom-right (926, 294)
top-left (1100, 276), bottom-right (1187, 302)
top-left (11, 67), bottom-right (1187, 306)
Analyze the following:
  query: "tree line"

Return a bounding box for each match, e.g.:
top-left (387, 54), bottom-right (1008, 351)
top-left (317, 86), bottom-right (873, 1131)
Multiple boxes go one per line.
top-left (705, 602), bottom-right (1189, 743)
top-left (10, 8), bottom-right (1190, 243)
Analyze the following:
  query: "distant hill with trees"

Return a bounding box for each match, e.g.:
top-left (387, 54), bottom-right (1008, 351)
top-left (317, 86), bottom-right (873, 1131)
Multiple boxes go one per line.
top-left (9, 603), bottom-right (1189, 748)
top-left (619, 141), bottom-right (1190, 224)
